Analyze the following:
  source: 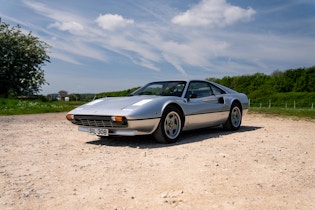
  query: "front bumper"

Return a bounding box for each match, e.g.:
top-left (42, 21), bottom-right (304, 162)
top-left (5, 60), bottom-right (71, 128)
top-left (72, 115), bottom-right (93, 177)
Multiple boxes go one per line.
top-left (77, 118), bottom-right (160, 136)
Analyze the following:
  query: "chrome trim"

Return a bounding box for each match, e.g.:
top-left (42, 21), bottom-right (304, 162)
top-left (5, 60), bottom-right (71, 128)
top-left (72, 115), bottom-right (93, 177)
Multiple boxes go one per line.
top-left (202, 98), bottom-right (219, 102)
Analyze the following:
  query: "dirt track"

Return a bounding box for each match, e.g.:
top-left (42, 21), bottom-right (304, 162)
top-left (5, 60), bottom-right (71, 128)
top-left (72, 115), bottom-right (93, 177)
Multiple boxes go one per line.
top-left (0, 112), bottom-right (314, 209)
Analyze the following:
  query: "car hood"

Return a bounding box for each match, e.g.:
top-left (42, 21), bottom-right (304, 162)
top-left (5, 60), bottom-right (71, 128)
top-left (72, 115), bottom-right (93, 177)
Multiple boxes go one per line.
top-left (68, 96), bottom-right (160, 116)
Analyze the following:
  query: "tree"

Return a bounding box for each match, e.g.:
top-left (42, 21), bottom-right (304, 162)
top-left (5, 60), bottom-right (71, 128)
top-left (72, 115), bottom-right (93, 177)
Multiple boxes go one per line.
top-left (58, 90), bottom-right (68, 101)
top-left (0, 19), bottom-right (51, 97)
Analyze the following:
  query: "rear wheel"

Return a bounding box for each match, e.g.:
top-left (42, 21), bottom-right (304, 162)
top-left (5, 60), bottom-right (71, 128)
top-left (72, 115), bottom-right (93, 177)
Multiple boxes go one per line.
top-left (223, 102), bottom-right (242, 131)
top-left (153, 106), bottom-right (183, 143)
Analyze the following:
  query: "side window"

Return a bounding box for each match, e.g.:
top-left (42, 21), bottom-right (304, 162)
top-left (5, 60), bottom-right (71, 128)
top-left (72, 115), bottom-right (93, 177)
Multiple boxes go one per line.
top-left (186, 82), bottom-right (213, 98)
top-left (210, 84), bottom-right (226, 95)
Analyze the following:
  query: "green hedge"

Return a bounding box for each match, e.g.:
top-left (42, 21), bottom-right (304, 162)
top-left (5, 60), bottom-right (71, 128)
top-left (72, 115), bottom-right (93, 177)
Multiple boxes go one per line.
top-left (249, 92), bottom-right (315, 108)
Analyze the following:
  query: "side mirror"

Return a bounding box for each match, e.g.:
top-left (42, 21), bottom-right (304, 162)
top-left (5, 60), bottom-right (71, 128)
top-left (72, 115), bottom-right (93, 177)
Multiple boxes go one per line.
top-left (190, 93), bottom-right (197, 99)
top-left (186, 93), bottom-right (197, 102)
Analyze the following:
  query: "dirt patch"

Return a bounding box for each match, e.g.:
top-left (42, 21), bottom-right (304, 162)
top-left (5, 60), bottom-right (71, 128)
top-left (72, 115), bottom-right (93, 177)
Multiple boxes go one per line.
top-left (0, 113), bottom-right (314, 209)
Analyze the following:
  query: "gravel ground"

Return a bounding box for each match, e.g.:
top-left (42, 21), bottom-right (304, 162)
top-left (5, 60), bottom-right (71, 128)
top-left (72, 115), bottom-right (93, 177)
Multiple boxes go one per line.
top-left (0, 112), bottom-right (314, 210)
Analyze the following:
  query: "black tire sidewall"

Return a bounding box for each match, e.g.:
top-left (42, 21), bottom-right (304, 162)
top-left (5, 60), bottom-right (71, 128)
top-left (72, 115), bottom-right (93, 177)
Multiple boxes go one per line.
top-left (224, 103), bottom-right (242, 131)
top-left (154, 106), bottom-right (183, 143)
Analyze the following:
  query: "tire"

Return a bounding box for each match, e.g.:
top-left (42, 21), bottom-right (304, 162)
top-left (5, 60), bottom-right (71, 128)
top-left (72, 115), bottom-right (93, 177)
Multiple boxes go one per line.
top-left (153, 106), bottom-right (183, 143)
top-left (223, 102), bottom-right (242, 131)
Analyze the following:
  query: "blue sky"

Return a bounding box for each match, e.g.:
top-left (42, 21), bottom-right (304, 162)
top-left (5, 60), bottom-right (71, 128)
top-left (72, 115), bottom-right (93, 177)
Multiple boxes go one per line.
top-left (1, 0), bottom-right (314, 94)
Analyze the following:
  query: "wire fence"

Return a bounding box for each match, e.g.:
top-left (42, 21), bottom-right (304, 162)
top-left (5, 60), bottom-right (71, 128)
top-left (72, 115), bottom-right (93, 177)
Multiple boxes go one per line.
top-left (249, 99), bottom-right (314, 109)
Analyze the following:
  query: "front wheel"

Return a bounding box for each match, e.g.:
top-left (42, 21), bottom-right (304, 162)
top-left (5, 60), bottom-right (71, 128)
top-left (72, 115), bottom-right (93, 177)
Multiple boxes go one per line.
top-left (153, 106), bottom-right (183, 143)
top-left (223, 102), bottom-right (242, 131)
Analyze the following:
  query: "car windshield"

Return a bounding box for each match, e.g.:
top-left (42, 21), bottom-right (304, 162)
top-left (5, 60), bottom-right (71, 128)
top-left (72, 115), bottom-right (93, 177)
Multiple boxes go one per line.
top-left (131, 81), bottom-right (187, 97)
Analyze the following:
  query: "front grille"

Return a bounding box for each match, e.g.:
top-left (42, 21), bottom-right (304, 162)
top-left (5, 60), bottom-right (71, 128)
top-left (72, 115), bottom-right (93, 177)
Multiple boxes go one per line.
top-left (80, 119), bottom-right (113, 127)
top-left (72, 115), bottom-right (127, 128)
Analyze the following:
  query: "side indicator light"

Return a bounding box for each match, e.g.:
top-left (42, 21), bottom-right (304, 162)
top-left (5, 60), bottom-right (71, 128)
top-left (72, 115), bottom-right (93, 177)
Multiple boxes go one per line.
top-left (66, 114), bottom-right (74, 120)
top-left (111, 116), bottom-right (127, 125)
top-left (112, 116), bottom-right (124, 122)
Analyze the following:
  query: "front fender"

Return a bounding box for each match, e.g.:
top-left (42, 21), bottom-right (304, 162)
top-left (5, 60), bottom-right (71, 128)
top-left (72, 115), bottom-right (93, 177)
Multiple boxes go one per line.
top-left (126, 97), bottom-right (185, 120)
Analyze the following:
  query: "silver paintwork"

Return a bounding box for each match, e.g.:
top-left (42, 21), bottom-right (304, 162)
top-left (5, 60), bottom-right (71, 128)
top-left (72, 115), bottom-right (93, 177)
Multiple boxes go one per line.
top-left (67, 80), bottom-right (249, 136)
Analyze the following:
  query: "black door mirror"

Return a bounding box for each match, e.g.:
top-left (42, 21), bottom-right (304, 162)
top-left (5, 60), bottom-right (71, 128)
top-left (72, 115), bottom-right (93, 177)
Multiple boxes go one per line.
top-left (186, 92), bottom-right (197, 102)
top-left (190, 93), bottom-right (197, 99)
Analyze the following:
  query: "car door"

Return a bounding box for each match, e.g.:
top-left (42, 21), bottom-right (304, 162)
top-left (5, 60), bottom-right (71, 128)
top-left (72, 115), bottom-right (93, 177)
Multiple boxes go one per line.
top-left (183, 81), bottom-right (229, 130)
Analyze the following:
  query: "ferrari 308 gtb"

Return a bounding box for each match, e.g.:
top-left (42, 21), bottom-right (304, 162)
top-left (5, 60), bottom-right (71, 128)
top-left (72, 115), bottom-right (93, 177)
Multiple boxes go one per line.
top-left (66, 80), bottom-right (249, 143)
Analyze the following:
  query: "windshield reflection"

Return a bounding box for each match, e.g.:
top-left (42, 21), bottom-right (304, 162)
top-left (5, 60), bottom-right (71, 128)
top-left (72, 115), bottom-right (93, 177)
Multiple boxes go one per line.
top-left (132, 81), bottom-right (187, 97)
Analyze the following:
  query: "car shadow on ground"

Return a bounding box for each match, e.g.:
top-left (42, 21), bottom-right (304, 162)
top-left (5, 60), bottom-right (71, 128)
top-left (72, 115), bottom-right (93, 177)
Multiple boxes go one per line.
top-left (86, 125), bottom-right (262, 149)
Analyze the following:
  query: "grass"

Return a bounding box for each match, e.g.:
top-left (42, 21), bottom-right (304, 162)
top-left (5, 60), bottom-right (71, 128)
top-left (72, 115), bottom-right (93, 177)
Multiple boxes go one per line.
top-left (0, 98), bottom-right (84, 115)
top-left (1, 98), bottom-right (314, 120)
top-left (249, 107), bottom-right (315, 119)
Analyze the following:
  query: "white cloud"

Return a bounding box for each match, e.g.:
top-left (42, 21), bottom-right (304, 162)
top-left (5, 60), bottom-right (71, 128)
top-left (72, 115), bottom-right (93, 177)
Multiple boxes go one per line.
top-left (48, 38), bottom-right (108, 63)
top-left (48, 21), bottom-right (84, 33)
top-left (51, 52), bottom-right (82, 65)
top-left (19, 0), bottom-right (313, 81)
top-left (23, 0), bottom-right (88, 35)
top-left (171, 0), bottom-right (255, 27)
top-left (95, 14), bottom-right (134, 31)
top-left (130, 57), bottom-right (160, 72)
top-left (162, 53), bottom-right (188, 76)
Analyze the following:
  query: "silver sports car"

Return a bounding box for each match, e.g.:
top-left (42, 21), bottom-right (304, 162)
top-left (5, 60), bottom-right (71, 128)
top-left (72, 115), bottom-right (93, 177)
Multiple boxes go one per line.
top-left (66, 80), bottom-right (249, 143)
